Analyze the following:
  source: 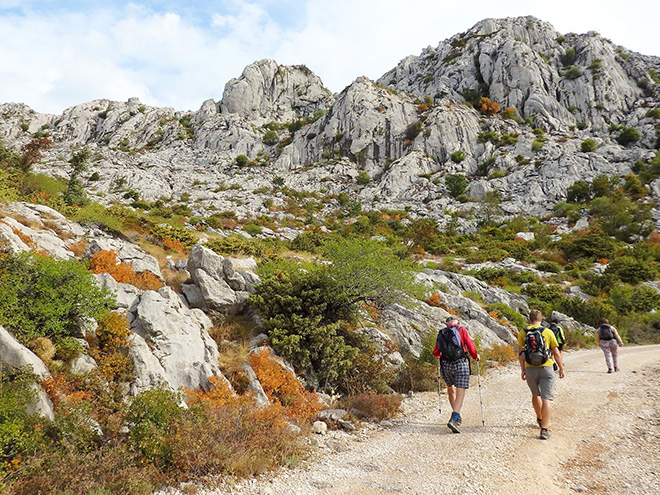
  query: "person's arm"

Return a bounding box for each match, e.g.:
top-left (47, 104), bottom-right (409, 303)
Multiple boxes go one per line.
top-left (432, 340), bottom-right (441, 359)
top-left (460, 327), bottom-right (479, 361)
top-left (518, 345), bottom-right (526, 380)
top-left (613, 327), bottom-right (624, 346)
top-left (551, 346), bottom-right (565, 378)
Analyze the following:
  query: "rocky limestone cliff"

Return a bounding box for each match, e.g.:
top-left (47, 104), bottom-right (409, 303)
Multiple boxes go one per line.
top-left (0, 16), bottom-right (658, 231)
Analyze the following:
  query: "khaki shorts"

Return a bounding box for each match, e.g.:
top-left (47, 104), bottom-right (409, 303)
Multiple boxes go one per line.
top-left (525, 366), bottom-right (556, 400)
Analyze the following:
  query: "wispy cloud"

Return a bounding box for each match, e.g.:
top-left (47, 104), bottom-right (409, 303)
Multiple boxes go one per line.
top-left (0, 0), bottom-right (658, 114)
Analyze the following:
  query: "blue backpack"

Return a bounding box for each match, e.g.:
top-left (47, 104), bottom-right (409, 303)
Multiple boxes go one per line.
top-left (437, 325), bottom-right (466, 362)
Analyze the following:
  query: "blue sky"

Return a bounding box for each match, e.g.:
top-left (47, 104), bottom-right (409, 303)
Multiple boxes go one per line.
top-left (1, 0), bottom-right (659, 114)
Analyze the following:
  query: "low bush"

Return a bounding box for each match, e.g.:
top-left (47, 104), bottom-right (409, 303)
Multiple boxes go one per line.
top-left (581, 139), bottom-right (597, 152)
top-left (450, 150), bottom-right (465, 163)
top-left (338, 392), bottom-right (403, 422)
top-left (0, 252), bottom-right (113, 344)
top-left (616, 127), bottom-right (640, 146)
top-left (89, 249), bottom-right (163, 291)
top-left (248, 349), bottom-right (323, 421)
top-left (481, 343), bottom-right (517, 365)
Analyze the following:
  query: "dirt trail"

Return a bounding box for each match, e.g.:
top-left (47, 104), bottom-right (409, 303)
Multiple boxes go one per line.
top-left (172, 345), bottom-right (660, 495)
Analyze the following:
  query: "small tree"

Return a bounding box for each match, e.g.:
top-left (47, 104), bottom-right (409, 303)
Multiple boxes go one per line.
top-left (616, 127), bottom-right (640, 146)
top-left (235, 155), bottom-right (248, 167)
top-left (567, 180), bottom-right (592, 203)
top-left (450, 150), bottom-right (465, 163)
top-left (263, 130), bottom-right (279, 145)
top-left (445, 174), bottom-right (468, 198)
top-left (356, 171), bottom-right (370, 185)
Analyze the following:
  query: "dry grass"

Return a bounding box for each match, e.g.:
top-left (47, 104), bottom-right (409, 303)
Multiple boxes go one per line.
top-left (481, 343), bottom-right (518, 365)
top-left (338, 392), bottom-right (403, 422)
top-left (217, 341), bottom-right (251, 394)
top-left (162, 267), bottom-right (190, 292)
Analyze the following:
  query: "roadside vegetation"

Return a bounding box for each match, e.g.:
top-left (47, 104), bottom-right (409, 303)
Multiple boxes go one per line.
top-left (2, 137), bottom-right (660, 494)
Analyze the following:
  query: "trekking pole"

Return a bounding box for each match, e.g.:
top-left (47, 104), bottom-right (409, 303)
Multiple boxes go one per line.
top-left (476, 359), bottom-right (485, 426)
top-left (437, 358), bottom-right (442, 415)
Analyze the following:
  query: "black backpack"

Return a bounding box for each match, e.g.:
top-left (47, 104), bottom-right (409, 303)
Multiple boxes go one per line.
top-left (523, 327), bottom-right (550, 366)
top-left (437, 326), bottom-right (466, 362)
top-left (599, 324), bottom-right (615, 340)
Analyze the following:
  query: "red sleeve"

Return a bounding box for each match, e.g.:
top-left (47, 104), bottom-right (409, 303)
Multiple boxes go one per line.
top-left (432, 340), bottom-right (441, 359)
top-left (459, 327), bottom-right (478, 360)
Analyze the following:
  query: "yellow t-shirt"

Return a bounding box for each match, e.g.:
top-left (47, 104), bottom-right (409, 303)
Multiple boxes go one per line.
top-left (517, 325), bottom-right (558, 368)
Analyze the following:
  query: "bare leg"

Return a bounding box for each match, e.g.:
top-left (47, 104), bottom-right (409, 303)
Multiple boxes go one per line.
top-left (447, 385), bottom-right (456, 410)
top-left (532, 394), bottom-right (543, 422)
top-left (541, 398), bottom-right (552, 429)
top-left (453, 387), bottom-right (466, 413)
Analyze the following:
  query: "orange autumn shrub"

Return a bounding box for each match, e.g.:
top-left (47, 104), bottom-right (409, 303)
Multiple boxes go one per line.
top-left (185, 376), bottom-right (239, 408)
top-left (248, 349), bottom-right (322, 421)
top-left (426, 292), bottom-right (443, 307)
top-left (476, 97), bottom-right (500, 116)
top-left (163, 237), bottom-right (186, 255)
top-left (90, 249), bottom-right (163, 290)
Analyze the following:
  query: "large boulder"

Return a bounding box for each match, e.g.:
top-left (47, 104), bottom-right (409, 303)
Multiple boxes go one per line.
top-left (129, 286), bottom-right (226, 395)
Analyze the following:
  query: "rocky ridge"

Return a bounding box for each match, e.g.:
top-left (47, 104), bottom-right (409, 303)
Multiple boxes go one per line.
top-left (0, 16), bottom-right (658, 233)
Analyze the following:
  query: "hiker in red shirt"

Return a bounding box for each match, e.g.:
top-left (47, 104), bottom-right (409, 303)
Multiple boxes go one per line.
top-left (433, 316), bottom-right (479, 433)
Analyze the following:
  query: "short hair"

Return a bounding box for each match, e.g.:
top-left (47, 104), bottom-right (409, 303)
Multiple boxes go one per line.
top-left (529, 309), bottom-right (543, 322)
top-left (600, 318), bottom-right (609, 325)
top-left (446, 316), bottom-right (459, 324)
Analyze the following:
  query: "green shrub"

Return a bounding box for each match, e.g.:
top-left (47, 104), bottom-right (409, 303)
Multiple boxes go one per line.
top-left (531, 140), bottom-right (544, 152)
top-left (536, 261), bottom-right (563, 273)
top-left (356, 171), bottom-right (370, 185)
top-left (567, 180), bottom-right (592, 203)
top-left (581, 139), bottom-right (597, 152)
top-left (589, 59), bottom-right (602, 72)
top-left (243, 223), bottom-right (262, 236)
top-left (70, 203), bottom-right (123, 232)
top-left (235, 155), bottom-right (249, 167)
top-left (521, 282), bottom-right (564, 302)
top-left (55, 337), bottom-right (83, 361)
top-left (445, 174), bottom-right (468, 198)
top-left (206, 235), bottom-right (268, 258)
top-left (560, 231), bottom-right (618, 261)
top-left (404, 121), bottom-right (423, 141)
top-left (610, 284), bottom-right (660, 314)
top-left (487, 303), bottom-right (527, 330)
top-left (616, 127), bottom-right (640, 146)
top-left (126, 388), bottom-right (184, 467)
top-left (290, 231), bottom-right (326, 253)
top-left (563, 65), bottom-right (582, 80)
top-left (0, 369), bottom-right (45, 472)
top-left (604, 256), bottom-right (658, 283)
top-left (263, 130), bottom-right (279, 145)
top-left (0, 252), bottom-right (114, 344)
top-left (450, 150), bottom-right (465, 163)
top-left (150, 224), bottom-right (196, 248)
top-left (560, 47), bottom-right (576, 66)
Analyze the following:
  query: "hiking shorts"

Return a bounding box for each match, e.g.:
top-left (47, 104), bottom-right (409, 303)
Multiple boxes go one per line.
top-left (440, 358), bottom-right (470, 389)
top-left (525, 366), bottom-right (556, 400)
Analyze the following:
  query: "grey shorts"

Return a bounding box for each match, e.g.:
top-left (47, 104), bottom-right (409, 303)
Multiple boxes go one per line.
top-left (440, 358), bottom-right (470, 389)
top-left (525, 366), bottom-right (556, 400)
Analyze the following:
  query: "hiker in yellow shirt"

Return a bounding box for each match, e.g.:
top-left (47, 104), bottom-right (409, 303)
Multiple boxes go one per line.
top-left (518, 309), bottom-right (565, 440)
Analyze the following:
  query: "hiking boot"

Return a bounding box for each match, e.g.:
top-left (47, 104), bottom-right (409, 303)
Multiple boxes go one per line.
top-left (456, 414), bottom-right (462, 426)
top-left (608, 368), bottom-right (613, 374)
top-left (614, 367), bottom-right (619, 372)
top-left (540, 428), bottom-right (550, 440)
top-left (447, 413), bottom-right (461, 433)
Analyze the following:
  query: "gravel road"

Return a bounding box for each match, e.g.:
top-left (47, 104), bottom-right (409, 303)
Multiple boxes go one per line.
top-left (162, 344), bottom-right (660, 495)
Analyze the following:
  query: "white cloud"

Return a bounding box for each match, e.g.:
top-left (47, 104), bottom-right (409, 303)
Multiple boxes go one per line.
top-left (0, 0), bottom-right (658, 114)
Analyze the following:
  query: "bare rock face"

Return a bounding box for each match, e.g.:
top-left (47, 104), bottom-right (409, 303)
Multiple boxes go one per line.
top-left (185, 245), bottom-right (250, 314)
top-left (379, 16), bottom-right (648, 131)
top-left (129, 286), bottom-right (226, 395)
top-left (220, 59), bottom-right (333, 123)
